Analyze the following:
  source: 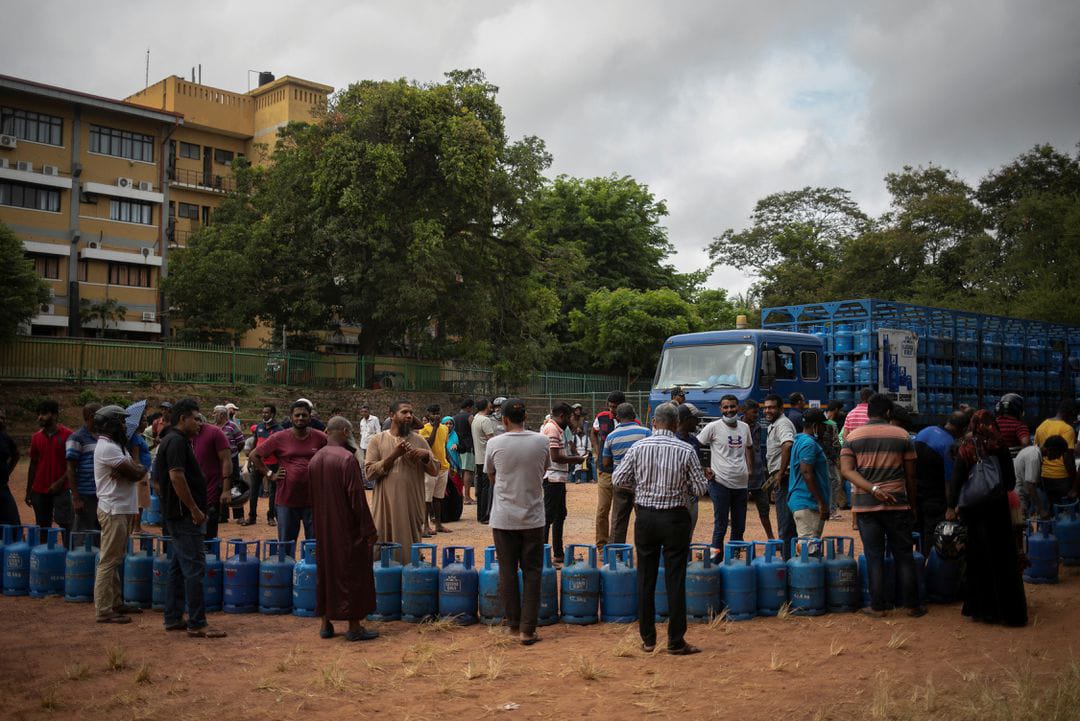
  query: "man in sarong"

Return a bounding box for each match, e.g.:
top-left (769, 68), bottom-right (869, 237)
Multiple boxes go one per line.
top-left (365, 401), bottom-right (437, 564)
top-left (309, 416), bottom-right (379, 641)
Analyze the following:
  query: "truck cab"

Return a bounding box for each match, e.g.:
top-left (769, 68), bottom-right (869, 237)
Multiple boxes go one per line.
top-left (649, 329), bottom-right (828, 421)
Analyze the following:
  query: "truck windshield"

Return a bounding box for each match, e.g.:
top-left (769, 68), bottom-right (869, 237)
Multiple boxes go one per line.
top-left (653, 343), bottom-right (755, 390)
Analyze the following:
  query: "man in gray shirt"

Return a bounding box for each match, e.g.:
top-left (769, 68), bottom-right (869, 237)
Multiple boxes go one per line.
top-left (485, 398), bottom-right (550, 645)
top-left (471, 398), bottom-right (501, 524)
top-left (764, 394), bottom-right (797, 557)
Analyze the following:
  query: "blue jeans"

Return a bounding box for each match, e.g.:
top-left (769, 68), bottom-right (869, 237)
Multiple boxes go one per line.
top-left (707, 482), bottom-right (747, 557)
top-left (773, 474), bottom-right (796, 559)
top-left (164, 516), bottom-right (207, 630)
top-left (857, 510), bottom-right (918, 611)
top-left (276, 505), bottom-right (313, 544)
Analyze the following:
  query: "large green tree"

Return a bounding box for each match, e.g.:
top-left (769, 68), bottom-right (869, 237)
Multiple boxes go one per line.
top-left (0, 221), bottom-right (51, 341)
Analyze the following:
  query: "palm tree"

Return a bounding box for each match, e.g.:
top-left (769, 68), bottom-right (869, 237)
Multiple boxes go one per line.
top-left (79, 298), bottom-right (127, 338)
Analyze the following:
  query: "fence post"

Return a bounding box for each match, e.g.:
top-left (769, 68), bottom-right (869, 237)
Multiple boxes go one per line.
top-left (231, 344), bottom-right (236, 385)
top-left (284, 351), bottom-right (291, 387)
top-left (77, 338), bottom-right (86, 383)
top-left (160, 342), bottom-right (168, 382)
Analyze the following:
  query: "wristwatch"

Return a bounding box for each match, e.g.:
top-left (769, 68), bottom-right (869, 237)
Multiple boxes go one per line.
top-left (871, 484), bottom-right (880, 494)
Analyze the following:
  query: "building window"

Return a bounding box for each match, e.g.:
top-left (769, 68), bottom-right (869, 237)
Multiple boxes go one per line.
top-left (1, 106), bottom-right (63, 146)
top-left (32, 255), bottom-right (61, 279)
top-left (177, 202), bottom-right (200, 220)
top-left (108, 262), bottom-right (153, 288)
top-left (800, 351), bottom-right (820, 381)
top-left (78, 260), bottom-right (88, 282)
top-left (179, 141), bottom-right (200, 159)
top-left (0, 180), bottom-right (61, 212)
top-left (89, 124), bottom-right (154, 162)
top-left (109, 198), bottom-right (153, 224)
top-left (213, 148), bottom-right (234, 166)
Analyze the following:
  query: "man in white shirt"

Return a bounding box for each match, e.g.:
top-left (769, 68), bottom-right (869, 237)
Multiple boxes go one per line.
top-left (698, 394), bottom-right (754, 561)
top-left (92, 405), bottom-right (146, 624)
top-left (764, 393), bottom-right (798, 556)
top-left (1014, 443), bottom-right (1043, 518)
top-left (356, 405), bottom-right (381, 465)
top-left (485, 398), bottom-right (550, 645)
top-left (471, 398), bottom-right (502, 524)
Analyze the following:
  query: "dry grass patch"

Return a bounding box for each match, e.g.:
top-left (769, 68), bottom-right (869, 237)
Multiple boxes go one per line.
top-left (769, 651), bottom-right (786, 671)
top-left (317, 660), bottom-right (348, 691)
top-left (417, 616), bottom-right (459, 635)
top-left (707, 607), bottom-right (730, 628)
top-left (39, 686), bottom-right (61, 710)
top-left (562, 655), bottom-right (609, 681)
top-left (613, 632), bottom-right (644, 658)
top-left (777, 601), bottom-right (792, 619)
top-left (105, 645), bottom-right (127, 671)
top-left (65, 663), bottom-right (91, 681)
top-left (134, 664), bottom-right (152, 684)
top-left (829, 639), bottom-right (845, 657)
top-left (887, 632), bottom-right (912, 651)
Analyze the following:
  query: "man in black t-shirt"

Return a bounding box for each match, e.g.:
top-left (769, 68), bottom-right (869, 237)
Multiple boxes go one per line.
top-left (0, 408), bottom-right (20, 526)
top-left (154, 398), bottom-right (226, 638)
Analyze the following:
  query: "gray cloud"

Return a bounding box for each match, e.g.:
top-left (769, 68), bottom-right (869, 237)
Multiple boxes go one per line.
top-left (4, 1), bottom-right (1077, 296)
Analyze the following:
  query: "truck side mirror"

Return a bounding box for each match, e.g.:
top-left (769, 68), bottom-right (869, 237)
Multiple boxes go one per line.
top-left (760, 349), bottom-right (777, 389)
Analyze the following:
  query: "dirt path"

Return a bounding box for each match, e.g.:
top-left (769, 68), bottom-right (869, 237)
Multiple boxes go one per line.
top-left (3, 463), bottom-right (1078, 721)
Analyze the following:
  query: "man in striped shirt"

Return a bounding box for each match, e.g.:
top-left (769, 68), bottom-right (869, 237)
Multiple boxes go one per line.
top-left (841, 387), bottom-right (875, 441)
top-left (840, 393), bottom-right (925, 618)
top-left (613, 402), bottom-right (708, 655)
top-left (602, 403), bottom-right (651, 544)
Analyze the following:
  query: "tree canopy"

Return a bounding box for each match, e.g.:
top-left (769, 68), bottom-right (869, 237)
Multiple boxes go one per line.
top-left (0, 221), bottom-right (50, 342)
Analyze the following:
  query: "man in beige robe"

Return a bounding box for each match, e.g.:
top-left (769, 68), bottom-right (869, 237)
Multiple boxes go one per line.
top-left (365, 401), bottom-right (437, 564)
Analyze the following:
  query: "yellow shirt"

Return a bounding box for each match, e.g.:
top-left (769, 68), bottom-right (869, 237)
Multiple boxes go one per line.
top-left (1034, 418), bottom-right (1076, 479)
top-left (420, 422), bottom-right (450, 472)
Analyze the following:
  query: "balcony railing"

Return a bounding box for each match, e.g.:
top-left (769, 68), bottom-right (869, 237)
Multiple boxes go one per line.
top-left (167, 166), bottom-right (234, 194)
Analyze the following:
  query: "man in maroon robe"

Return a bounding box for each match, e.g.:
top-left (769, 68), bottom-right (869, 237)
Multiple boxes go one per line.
top-left (309, 416), bottom-right (378, 641)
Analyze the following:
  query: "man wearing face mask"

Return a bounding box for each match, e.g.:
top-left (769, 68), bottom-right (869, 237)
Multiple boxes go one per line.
top-left (697, 394), bottom-right (754, 560)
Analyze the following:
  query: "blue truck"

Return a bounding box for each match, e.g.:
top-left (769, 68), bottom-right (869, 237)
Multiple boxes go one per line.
top-left (649, 298), bottom-right (1080, 425)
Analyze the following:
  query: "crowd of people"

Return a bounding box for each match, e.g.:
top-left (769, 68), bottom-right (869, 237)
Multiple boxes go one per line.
top-left (0, 384), bottom-right (1075, 651)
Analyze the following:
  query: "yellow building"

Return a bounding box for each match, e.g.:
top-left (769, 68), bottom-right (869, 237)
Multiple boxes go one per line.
top-left (1, 71), bottom-right (332, 342)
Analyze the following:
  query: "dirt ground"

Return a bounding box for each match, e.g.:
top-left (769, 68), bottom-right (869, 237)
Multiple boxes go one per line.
top-left (3, 461), bottom-right (1079, 721)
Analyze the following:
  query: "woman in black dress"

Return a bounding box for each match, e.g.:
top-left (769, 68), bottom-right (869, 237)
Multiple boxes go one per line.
top-left (946, 410), bottom-right (1027, 626)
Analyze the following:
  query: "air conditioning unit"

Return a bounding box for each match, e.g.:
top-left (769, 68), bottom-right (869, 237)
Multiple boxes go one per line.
top-left (0, 134), bottom-right (16, 149)
top-left (137, 180), bottom-right (152, 192)
top-left (87, 241), bottom-right (99, 249)
top-left (141, 311), bottom-right (156, 322)
top-left (116, 177), bottom-right (133, 189)
top-left (17, 160), bottom-right (33, 172)
top-left (40, 303), bottom-right (55, 315)
top-left (42, 165), bottom-right (59, 176)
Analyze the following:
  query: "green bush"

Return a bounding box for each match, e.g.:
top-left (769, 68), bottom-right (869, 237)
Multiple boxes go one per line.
top-left (75, 389), bottom-right (101, 406)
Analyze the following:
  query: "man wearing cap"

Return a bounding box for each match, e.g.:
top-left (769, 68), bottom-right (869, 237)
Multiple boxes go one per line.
top-left (485, 398), bottom-right (550, 645)
top-left (283, 398), bottom-right (326, 431)
top-left (308, 416), bottom-right (378, 641)
top-left (152, 401), bottom-right (172, 440)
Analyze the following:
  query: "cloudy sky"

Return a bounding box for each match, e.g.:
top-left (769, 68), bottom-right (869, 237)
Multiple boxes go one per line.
top-left (6, 1), bottom-right (1078, 292)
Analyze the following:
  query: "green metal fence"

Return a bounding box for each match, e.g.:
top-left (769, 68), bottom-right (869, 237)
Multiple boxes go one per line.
top-left (0, 337), bottom-right (640, 395)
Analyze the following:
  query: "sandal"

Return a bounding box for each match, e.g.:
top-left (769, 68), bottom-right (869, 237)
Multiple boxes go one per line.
top-left (668, 644), bottom-right (702, 656)
top-left (641, 642), bottom-right (656, 653)
top-left (520, 634), bottom-right (542, 646)
top-left (345, 628), bottom-right (379, 642)
top-left (187, 627), bottom-right (227, 638)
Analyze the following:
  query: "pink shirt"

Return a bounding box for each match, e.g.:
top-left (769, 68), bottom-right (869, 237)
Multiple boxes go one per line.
top-left (842, 403), bottom-right (869, 440)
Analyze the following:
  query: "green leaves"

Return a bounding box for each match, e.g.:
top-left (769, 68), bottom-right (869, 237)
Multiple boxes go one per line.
top-left (0, 221), bottom-right (51, 342)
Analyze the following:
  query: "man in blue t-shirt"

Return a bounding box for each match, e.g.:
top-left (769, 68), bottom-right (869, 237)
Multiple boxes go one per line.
top-left (787, 408), bottom-right (830, 538)
top-left (603, 403), bottom-right (651, 545)
top-left (66, 403), bottom-right (102, 532)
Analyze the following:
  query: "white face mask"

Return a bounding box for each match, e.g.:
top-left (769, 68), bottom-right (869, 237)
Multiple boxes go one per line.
top-left (721, 413), bottom-right (738, 426)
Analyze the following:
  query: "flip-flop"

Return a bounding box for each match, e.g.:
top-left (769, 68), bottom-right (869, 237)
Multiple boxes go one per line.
top-left (668, 644), bottom-right (701, 656)
top-left (187, 627), bottom-right (227, 638)
top-left (345, 628), bottom-right (379, 642)
top-left (520, 635), bottom-right (542, 646)
top-left (96, 614), bottom-right (131, 624)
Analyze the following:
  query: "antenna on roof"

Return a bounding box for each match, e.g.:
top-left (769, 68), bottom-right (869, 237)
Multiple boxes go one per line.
top-left (145, 48), bottom-right (150, 88)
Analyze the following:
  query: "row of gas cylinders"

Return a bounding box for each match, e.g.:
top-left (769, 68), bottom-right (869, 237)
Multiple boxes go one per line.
top-left (1022, 503), bottom-right (1080, 584)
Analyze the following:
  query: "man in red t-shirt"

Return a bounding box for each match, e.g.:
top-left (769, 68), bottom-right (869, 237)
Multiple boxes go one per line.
top-left (251, 401), bottom-right (327, 545)
top-left (26, 399), bottom-right (74, 536)
top-left (192, 417), bottom-right (232, 541)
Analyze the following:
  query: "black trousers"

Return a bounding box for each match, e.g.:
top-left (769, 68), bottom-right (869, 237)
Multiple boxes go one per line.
top-left (635, 505), bottom-right (692, 650)
top-left (475, 466), bottom-right (492, 523)
top-left (492, 526), bottom-right (545, 636)
top-left (543, 481), bottom-right (567, 560)
top-left (610, 487), bottom-right (635, 544)
top-left (249, 465), bottom-right (278, 521)
top-left (857, 510), bottom-right (918, 611)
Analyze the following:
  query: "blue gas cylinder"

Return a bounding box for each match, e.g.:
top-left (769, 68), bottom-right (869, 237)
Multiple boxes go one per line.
top-left (858, 546), bottom-right (896, 609)
top-left (438, 545), bottom-right (478, 624)
top-left (898, 532), bottom-right (927, 605)
top-left (834, 324), bottom-right (853, 353)
top-left (925, 547), bottom-right (961, 603)
top-left (538, 544), bottom-right (559, 626)
top-left (654, 552), bottom-right (668, 621)
top-left (1024, 520), bottom-right (1059, 584)
top-left (368, 542), bottom-right (402, 622)
top-left (29, 527), bottom-right (66, 598)
top-left (142, 488), bottom-right (162, 526)
top-left (561, 544), bottom-right (600, 624)
top-left (402, 543), bottom-right (439, 622)
top-left (223, 539), bottom-right (260, 613)
top-left (686, 543), bottom-right (723, 622)
top-left (151, 536), bottom-right (172, 611)
top-left (787, 538), bottom-right (826, 616)
top-left (855, 357), bottom-right (875, 386)
top-left (721, 541), bottom-right (756, 620)
top-left (122, 533), bottom-right (155, 608)
top-left (478, 545), bottom-right (502, 625)
top-left (752, 540), bottom-right (786, 616)
top-left (854, 324), bottom-right (873, 354)
top-left (65, 530), bottom-right (99, 602)
top-left (1054, 502), bottom-right (1080, 565)
top-left (204, 539), bottom-right (225, 613)
top-left (822, 537), bottom-right (859, 612)
top-left (291, 540), bottom-right (317, 618)
top-left (3, 525), bottom-right (37, 596)
top-left (600, 543), bottom-right (637, 622)
top-left (259, 540), bottom-right (295, 614)
top-left (833, 359), bottom-right (853, 385)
